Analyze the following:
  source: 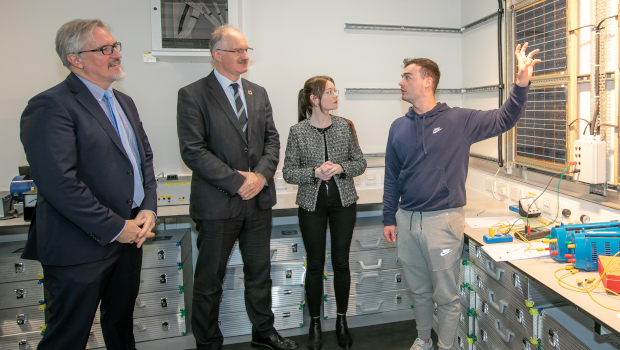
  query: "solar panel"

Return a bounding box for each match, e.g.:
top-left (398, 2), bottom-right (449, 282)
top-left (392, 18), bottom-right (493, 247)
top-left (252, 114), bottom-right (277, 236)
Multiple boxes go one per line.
top-left (515, 86), bottom-right (567, 166)
top-left (515, 0), bottom-right (567, 76)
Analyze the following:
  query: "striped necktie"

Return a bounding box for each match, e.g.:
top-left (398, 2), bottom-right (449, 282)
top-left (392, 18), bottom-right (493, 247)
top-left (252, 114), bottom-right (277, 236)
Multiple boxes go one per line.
top-left (230, 83), bottom-right (248, 139)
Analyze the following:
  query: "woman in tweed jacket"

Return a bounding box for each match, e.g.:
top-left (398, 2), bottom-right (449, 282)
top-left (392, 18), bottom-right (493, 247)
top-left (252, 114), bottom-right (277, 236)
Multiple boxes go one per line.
top-left (283, 76), bottom-right (366, 350)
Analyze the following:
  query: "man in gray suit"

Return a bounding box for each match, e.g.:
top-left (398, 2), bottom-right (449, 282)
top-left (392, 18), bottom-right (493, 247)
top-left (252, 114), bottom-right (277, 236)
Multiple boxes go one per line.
top-left (177, 25), bottom-right (298, 350)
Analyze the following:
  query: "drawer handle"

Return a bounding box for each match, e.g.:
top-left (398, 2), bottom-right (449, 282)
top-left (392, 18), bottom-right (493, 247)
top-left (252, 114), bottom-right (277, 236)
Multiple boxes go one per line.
top-left (488, 290), bottom-right (509, 314)
top-left (135, 296), bottom-right (146, 308)
top-left (485, 261), bottom-right (505, 281)
top-left (270, 249), bottom-right (277, 260)
top-left (494, 319), bottom-right (514, 343)
top-left (133, 321), bottom-right (147, 332)
top-left (282, 312), bottom-right (291, 318)
top-left (358, 272), bottom-right (382, 284)
top-left (356, 238), bottom-right (381, 249)
top-left (356, 300), bottom-right (384, 313)
top-left (359, 259), bottom-right (383, 270)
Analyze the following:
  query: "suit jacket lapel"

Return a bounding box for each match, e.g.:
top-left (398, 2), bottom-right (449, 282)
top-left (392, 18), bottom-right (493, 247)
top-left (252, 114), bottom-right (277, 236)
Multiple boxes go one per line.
top-left (115, 92), bottom-right (145, 165)
top-left (67, 74), bottom-right (129, 159)
top-left (242, 79), bottom-right (254, 144)
top-left (206, 72), bottom-right (247, 144)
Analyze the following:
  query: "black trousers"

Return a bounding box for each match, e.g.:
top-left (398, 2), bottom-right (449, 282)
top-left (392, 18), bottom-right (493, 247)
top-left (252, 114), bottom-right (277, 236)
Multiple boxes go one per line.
top-left (192, 206), bottom-right (275, 350)
top-left (39, 242), bottom-right (142, 350)
top-left (298, 182), bottom-right (356, 318)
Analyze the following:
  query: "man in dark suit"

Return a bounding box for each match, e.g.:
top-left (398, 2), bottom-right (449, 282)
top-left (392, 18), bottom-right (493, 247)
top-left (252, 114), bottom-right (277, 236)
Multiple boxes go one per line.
top-left (20, 19), bottom-right (157, 350)
top-left (177, 25), bottom-right (297, 350)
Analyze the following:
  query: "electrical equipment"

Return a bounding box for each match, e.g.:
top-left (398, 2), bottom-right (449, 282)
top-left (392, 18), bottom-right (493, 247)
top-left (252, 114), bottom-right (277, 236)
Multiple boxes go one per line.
top-left (548, 221), bottom-right (620, 262)
top-left (518, 198), bottom-right (541, 218)
top-left (572, 139), bottom-right (607, 184)
top-left (156, 175), bottom-right (191, 206)
top-left (10, 165), bottom-right (37, 202)
top-left (571, 232), bottom-right (620, 271)
top-left (598, 256), bottom-right (620, 294)
top-left (22, 191), bottom-right (37, 222)
top-left (0, 191), bottom-right (12, 218)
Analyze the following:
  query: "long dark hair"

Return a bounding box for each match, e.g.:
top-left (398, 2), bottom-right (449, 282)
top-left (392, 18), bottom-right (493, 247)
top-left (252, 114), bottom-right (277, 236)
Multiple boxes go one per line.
top-left (298, 76), bottom-right (334, 122)
top-left (297, 76), bottom-right (359, 149)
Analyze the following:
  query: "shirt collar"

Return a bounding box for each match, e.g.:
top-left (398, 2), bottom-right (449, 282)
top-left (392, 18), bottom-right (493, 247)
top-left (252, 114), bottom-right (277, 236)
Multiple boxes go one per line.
top-left (75, 74), bottom-right (114, 101)
top-left (213, 68), bottom-right (243, 91)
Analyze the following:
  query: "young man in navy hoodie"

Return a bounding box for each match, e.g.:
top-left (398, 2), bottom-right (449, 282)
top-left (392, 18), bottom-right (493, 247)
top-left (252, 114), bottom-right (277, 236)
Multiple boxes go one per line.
top-left (382, 43), bottom-right (540, 350)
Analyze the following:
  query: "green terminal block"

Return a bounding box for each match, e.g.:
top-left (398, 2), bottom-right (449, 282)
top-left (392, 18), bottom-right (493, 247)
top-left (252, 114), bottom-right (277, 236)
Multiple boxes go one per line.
top-left (565, 241), bottom-right (573, 245)
top-left (180, 309), bottom-right (186, 317)
top-left (545, 235), bottom-right (553, 239)
top-left (462, 260), bottom-right (470, 266)
top-left (179, 285), bottom-right (185, 294)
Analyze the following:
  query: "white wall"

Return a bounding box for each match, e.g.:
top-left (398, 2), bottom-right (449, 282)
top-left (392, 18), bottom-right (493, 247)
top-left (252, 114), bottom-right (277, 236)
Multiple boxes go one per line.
top-left (461, 0), bottom-right (502, 159)
top-left (0, 0), bottom-right (462, 191)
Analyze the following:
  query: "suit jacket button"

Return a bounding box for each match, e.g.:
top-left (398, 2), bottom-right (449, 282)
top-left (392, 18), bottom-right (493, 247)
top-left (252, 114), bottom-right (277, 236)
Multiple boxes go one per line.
top-left (127, 170), bottom-right (133, 175)
top-left (244, 148), bottom-right (248, 152)
top-left (127, 199), bottom-right (133, 204)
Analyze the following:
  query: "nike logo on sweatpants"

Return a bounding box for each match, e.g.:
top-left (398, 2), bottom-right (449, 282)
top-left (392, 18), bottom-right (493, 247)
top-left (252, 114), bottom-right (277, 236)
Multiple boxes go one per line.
top-left (440, 248), bottom-right (452, 257)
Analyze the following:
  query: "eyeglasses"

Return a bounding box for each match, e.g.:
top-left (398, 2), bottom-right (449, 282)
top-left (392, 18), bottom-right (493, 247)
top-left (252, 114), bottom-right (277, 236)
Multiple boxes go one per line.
top-left (324, 89), bottom-right (339, 96)
top-left (216, 48), bottom-right (253, 55)
top-left (78, 42), bottom-right (122, 55)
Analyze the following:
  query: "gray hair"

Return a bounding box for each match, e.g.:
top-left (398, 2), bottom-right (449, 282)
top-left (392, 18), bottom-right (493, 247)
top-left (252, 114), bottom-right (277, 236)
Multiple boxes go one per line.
top-left (209, 24), bottom-right (241, 52)
top-left (56, 19), bottom-right (110, 67)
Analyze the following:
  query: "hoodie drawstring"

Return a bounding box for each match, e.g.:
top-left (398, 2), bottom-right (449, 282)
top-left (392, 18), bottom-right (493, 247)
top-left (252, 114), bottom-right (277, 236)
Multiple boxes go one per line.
top-left (414, 117), bottom-right (419, 150)
top-left (421, 115), bottom-right (427, 155)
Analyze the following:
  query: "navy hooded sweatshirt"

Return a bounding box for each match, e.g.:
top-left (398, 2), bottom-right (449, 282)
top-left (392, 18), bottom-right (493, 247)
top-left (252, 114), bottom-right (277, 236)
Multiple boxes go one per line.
top-left (383, 83), bottom-right (529, 226)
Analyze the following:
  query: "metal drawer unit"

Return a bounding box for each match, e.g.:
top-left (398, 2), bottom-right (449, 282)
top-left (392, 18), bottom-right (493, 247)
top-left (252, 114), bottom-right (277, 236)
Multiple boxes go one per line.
top-left (0, 242), bottom-right (43, 283)
top-left (323, 289), bottom-right (414, 319)
top-left (459, 262), bottom-right (476, 309)
top-left (0, 330), bottom-right (42, 350)
top-left (324, 268), bottom-right (406, 297)
top-left (325, 216), bottom-right (395, 253)
top-left (469, 240), bottom-right (562, 309)
top-left (218, 223), bottom-right (306, 338)
top-left (0, 305), bottom-right (45, 337)
top-left (87, 313), bottom-right (187, 349)
top-left (228, 223), bottom-right (306, 266)
top-left (472, 264), bottom-right (535, 341)
top-left (218, 305), bottom-right (304, 338)
top-left (0, 241), bottom-right (45, 348)
top-left (0, 279), bottom-right (44, 310)
top-left (325, 248), bottom-right (400, 274)
top-left (141, 229), bottom-right (192, 269)
top-left (220, 285), bottom-right (305, 315)
top-left (222, 261), bottom-right (306, 290)
top-left (90, 229), bottom-right (193, 346)
top-left (538, 310), bottom-right (590, 350)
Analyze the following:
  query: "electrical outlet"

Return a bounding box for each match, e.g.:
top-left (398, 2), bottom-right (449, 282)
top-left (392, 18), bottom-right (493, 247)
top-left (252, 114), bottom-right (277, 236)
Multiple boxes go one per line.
top-left (485, 178), bottom-right (494, 192)
top-left (353, 175), bottom-right (363, 185)
top-left (497, 182), bottom-right (508, 197)
top-left (366, 173), bottom-right (376, 185)
top-left (509, 185), bottom-right (524, 202)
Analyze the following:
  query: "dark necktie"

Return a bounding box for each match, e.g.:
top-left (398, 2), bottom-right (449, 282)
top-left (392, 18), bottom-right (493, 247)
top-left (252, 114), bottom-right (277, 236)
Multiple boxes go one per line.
top-left (230, 83), bottom-right (248, 139)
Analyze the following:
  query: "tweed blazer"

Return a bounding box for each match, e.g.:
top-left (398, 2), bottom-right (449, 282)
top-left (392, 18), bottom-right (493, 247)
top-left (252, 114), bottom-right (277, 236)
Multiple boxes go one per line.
top-left (283, 116), bottom-right (366, 211)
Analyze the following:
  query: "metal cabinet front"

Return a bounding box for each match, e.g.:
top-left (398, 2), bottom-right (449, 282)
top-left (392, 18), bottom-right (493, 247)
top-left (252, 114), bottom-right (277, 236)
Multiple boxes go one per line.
top-left (326, 248), bottom-right (400, 274)
top-left (324, 289), bottom-right (413, 319)
top-left (0, 330), bottom-right (42, 350)
top-left (324, 268), bottom-right (405, 297)
top-left (0, 242), bottom-right (43, 284)
top-left (142, 229), bottom-right (192, 269)
top-left (0, 280), bottom-right (44, 310)
top-left (220, 285), bottom-right (304, 315)
top-left (93, 290), bottom-right (187, 324)
top-left (469, 241), bottom-right (528, 300)
top-left (222, 262), bottom-right (306, 290)
top-left (326, 216), bottom-right (395, 253)
top-left (539, 309), bottom-right (591, 350)
top-left (87, 313), bottom-right (187, 349)
top-left (228, 237), bottom-right (306, 266)
top-left (0, 305), bottom-right (45, 337)
top-left (218, 304), bottom-right (303, 338)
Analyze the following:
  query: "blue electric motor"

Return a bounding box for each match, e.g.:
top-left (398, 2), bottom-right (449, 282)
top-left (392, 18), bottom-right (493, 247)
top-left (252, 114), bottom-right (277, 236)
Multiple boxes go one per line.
top-left (10, 176), bottom-right (37, 202)
top-left (549, 221), bottom-right (620, 262)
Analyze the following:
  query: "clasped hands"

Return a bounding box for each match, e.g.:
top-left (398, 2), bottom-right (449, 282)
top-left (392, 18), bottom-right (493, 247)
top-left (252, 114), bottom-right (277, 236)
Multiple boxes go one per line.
top-left (237, 171), bottom-right (266, 200)
top-left (117, 210), bottom-right (156, 248)
top-left (315, 161), bottom-right (343, 181)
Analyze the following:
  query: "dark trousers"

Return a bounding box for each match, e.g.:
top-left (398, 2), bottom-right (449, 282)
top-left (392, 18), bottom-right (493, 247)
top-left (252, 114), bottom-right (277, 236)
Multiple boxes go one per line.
top-left (298, 183), bottom-right (356, 318)
top-left (192, 206), bottom-right (275, 350)
top-left (39, 243), bottom-right (142, 350)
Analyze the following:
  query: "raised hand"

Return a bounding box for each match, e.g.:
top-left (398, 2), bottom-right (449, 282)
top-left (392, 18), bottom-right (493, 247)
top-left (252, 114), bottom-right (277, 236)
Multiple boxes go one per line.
top-left (515, 42), bottom-right (541, 87)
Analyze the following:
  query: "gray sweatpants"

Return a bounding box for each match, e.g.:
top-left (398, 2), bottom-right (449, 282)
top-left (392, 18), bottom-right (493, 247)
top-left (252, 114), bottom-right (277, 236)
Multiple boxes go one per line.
top-left (396, 207), bottom-right (464, 350)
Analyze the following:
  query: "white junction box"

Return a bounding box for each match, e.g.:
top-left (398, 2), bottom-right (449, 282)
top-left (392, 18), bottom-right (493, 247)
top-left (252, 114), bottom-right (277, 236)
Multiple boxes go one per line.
top-left (573, 139), bottom-right (606, 184)
top-left (156, 176), bottom-right (191, 206)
